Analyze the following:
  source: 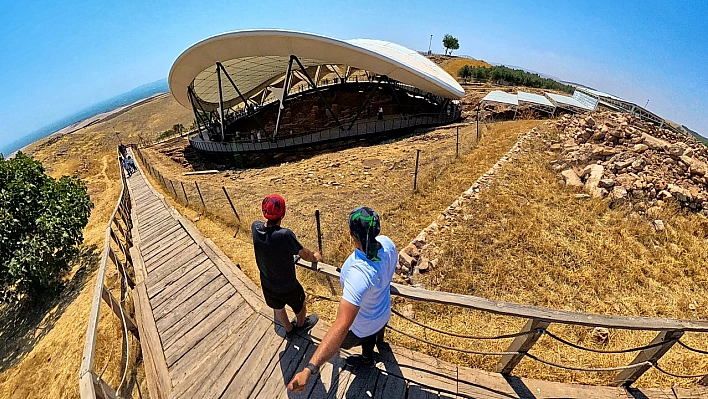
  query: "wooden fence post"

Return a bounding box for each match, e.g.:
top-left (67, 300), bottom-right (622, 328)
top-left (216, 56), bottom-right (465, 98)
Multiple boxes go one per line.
top-left (612, 330), bottom-right (684, 387)
top-left (181, 181), bottom-right (189, 205)
top-left (413, 149), bottom-right (421, 191)
top-left (495, 318), bottom-right (550, 375)
top-left (101, 285), bottom-right (139, 337)
top-left (476, 106), bottom-right (480, 141)
top-left (456, 126), bottom-right (459, 158)
top-left (169, 180), bottom-right (178, 199)
top-left (195, 182), bottom-right (206, 209)
top-left (222, 186), bottom-right (240, 221)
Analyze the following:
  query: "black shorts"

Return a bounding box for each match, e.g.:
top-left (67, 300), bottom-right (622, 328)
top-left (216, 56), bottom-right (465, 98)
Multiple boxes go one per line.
top-left (262, 281), bottom-right (306, 314)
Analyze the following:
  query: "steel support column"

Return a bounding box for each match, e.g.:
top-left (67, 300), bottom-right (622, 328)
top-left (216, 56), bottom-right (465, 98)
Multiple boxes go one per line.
top-left (217, 62), bottom-right (268, 137)
top-left (188, 86), bottom-right (215, 139)
top-left (347, 79), bottom-right (383, 130)
top-left (292, 56), bottom-right (344, 130)
top-left (187, 88), bottom-right (205, 139)
top-left (273, 56), bottom-right (295, 140)
top-left (216, 64), bottom-right (225, 142)
top-left (385, 76), bottom-right (405, 115)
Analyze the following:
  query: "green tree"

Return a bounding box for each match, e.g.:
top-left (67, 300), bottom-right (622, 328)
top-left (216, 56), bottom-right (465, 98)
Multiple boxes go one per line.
top-left (457, 65), bottom-right (473, 83)
top-left (442, 34), bottom-right (459, 56)
top-left (172, 123), bottom-right (185, 137)
top-left (0, 153), bottom-right (92, 302)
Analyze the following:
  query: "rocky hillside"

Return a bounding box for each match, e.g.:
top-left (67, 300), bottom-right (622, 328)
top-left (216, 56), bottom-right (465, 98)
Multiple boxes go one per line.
top-left (550, 112), bottom-right (708, 216)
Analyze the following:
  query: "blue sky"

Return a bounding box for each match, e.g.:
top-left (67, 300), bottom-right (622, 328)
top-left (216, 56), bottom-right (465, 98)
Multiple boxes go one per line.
top-left (1, 0), bottom-right (706, 151)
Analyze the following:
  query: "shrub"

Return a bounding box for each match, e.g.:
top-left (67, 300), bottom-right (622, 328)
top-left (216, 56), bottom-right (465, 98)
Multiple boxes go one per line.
top-left (458, 65), bottom-right (575, 94)
top-left (157, 129), bottom-right (175, 140)
top-left (0, 152), bottom-right (93, 302)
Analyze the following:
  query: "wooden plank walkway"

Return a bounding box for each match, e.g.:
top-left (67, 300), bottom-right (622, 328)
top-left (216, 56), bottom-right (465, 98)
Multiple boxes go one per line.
top-left (125, 151), bottom-right (698, 399)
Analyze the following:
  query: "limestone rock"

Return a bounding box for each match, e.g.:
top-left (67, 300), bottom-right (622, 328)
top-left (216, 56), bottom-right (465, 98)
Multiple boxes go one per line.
top-left (632, 144), bottom-right (649, 153)
top-left (653, 219), bottom-right (665, 232)
top-left (399, 252), bottom-right (415, 269)
top-left (642, 133), bottom-right (670, 150)
top-left (598, 178), bottom-right (615, 189)
top-left (417, 258), bottom-right (430, 272)
top-left (591, 327), bottom-right (609, 343)
top-left (584, 164), bottom-right (605, 197)
top-left (561, 169), bottom-right (583, 187)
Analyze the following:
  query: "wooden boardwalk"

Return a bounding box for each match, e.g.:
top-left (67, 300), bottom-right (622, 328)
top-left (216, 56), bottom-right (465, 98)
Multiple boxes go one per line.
top-left (124, 154), bottom-right (705, 399)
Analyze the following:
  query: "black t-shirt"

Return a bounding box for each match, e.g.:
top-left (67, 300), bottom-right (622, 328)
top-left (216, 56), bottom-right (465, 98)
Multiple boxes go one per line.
top-left (251, 221), bottom-right (304, 293)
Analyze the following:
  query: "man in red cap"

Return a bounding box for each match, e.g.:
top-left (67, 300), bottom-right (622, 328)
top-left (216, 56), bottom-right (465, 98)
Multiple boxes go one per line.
top-left (252, 194), bottom-right (322, 337)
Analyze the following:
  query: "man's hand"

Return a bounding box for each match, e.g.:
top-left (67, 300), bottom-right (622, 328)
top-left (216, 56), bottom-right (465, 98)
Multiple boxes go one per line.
top-left (287, 368), bottom-right (311, 393)
top-left (299, 247), bottom-right (322, 263)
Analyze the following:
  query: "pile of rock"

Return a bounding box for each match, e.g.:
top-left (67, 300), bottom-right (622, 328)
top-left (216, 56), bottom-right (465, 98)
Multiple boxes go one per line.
top-left (550, 112), bottom-right (708, 215)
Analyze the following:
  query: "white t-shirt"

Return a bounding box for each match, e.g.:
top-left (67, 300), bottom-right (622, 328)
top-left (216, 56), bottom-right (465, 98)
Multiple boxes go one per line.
top-left (340, 236), bottom-right (398, 338)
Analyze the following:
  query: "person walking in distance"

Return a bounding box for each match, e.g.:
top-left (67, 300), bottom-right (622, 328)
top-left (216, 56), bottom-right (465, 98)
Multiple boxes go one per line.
top-left (252, 194), bottom-right (322, 337)
top-left (377, 106), bottom-right (384, 120)
top-left (288, 206), bottom-right (398, 392)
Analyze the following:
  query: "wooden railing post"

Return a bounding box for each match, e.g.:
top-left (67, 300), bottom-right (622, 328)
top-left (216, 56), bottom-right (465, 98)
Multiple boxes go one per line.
top-left (101, 285), bottom-right (139, 338)
top-left (612, 330), bottom-right (683, 387)
top-left (495, 318), bottom-right (550, 375)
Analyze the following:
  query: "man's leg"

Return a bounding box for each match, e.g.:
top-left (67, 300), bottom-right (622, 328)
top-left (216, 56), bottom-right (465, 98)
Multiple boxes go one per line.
top-left (274, 308), bottom-right (293, 333)
top-left (295, 299), bottom-right (306, 328)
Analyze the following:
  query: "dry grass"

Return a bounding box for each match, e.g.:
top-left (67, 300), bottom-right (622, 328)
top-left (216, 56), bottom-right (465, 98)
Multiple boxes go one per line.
top-left (0, 94), bottom-right (191, 398)
top-left (439, 58), bottom-right (491, 80)
top-left (412, 125), bottom-right (708, 387)
top-left (144, 120), bottom-right (708, 388)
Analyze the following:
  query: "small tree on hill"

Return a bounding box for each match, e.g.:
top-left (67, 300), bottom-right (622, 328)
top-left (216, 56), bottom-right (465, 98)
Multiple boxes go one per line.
top-left (442, 34), bottom-right (459, 55)
top-left (0, 153), bottom-right (93, 302)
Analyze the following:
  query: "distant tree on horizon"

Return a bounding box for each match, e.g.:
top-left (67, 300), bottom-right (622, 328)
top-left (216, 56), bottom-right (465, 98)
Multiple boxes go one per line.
top-left (443, 34), bottom-right (459, 56)
top-left (0, 153), bottom-right (92, 302)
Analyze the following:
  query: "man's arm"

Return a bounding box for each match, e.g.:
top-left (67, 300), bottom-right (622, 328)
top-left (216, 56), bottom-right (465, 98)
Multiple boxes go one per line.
top-left (287, 299), bottom-right (359, 393)
top-left (298, 247), bottom-right (322, 263)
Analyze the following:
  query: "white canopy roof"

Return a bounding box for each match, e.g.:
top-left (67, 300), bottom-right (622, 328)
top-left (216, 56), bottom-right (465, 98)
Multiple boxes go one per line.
top-left (169, 29), bottom-right (464, 111)
top-left (481, 90), bottom-right (518, 106)
top-left (517, 91), bottom-right (554, 107)
top-left (545, 92), bottom-right (593, 111)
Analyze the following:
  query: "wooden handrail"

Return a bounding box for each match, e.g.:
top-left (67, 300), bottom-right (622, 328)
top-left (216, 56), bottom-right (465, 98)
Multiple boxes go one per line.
top-left (296, 259), bottom-right (708, 332)
top-left (79, 153), bottom-right (138, 399)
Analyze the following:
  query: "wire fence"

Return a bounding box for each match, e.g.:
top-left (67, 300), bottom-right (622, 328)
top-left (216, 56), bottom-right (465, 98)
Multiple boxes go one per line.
top-left (131, 121), bottom-right (482, 262)
top-left (129, 124), bottom-right (708, 388)
top-left (294, 260), bottom-right (708, 387)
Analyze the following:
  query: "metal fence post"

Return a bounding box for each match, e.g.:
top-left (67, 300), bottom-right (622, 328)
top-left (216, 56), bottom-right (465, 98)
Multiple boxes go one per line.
top-left (195, 181), bottom-right (206, 209)
top-left (169, 179), bottom-right (178, 199)
top-left (413, 149), bottom-right (421, 192)
top-left (456, 126), bottom-right (459, 158)
top-left (181, 182), bottom-right (189, 205)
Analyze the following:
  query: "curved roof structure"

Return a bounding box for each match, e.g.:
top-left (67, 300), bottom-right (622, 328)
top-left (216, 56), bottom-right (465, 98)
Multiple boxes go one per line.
top-left (169, 29), bottom-right (464, 111)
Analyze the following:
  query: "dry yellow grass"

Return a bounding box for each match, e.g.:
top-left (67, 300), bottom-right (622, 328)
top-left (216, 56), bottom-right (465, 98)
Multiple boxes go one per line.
top-left (144, 120), bottom-right (708, 388)
top-left (439, 57), bottom-right (491, 80)
top-left (0, 94), bottom-right (191, 398)
top-left (412, 124), bottom-right (708, 387)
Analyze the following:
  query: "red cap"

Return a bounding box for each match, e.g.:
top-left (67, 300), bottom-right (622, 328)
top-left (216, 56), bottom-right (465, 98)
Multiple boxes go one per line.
top-left (262, 194), bottom-right (286, 220)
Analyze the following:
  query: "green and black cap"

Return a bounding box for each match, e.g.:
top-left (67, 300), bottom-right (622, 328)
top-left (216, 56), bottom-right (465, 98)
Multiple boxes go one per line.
top-left (349, 206), bottom-right (382, 261)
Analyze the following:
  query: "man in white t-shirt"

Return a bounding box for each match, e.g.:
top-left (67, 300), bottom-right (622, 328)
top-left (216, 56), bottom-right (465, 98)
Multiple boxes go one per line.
top-left (288, 206), bottom-right (398, 393)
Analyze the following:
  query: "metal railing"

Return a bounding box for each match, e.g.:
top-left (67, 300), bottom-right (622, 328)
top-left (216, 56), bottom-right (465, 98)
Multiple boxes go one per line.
top-left (190, 111), bottom-right (460, 155)
top-left (295, 259), bottom-right (708, 388)
top-left (79, 151), bottom-right (139, 399)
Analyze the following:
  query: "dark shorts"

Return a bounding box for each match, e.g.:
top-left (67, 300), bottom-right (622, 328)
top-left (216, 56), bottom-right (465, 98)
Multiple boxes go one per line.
top-left (341, 326), bottom-right (386, 352)
top-left (262, 281), bottom-right (306, 314)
